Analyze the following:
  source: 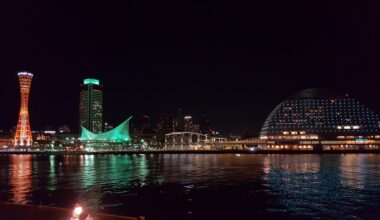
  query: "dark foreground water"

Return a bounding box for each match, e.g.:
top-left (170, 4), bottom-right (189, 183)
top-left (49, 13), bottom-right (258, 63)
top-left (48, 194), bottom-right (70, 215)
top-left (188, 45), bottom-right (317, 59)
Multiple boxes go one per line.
top-left (1, 154), bottom-right (380, 220)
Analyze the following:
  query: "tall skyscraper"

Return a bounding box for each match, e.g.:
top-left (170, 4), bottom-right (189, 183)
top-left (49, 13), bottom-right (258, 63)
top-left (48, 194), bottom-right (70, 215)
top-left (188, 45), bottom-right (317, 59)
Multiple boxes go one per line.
top-left (184, 115), bottom-right (193, 132)
top-left (14, 72), bottom-right (33, 147)
top-left (79, 78), bottom-right (103, 133)
top-left (139, 114), bottom-right (152, 133)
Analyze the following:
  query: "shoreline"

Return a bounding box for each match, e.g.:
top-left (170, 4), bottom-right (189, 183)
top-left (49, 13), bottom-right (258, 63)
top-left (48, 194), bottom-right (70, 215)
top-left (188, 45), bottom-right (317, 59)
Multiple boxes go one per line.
top-left (0, 201), bottom-right (142, 220)
top-left (0, 149), bottom-right (380, 155)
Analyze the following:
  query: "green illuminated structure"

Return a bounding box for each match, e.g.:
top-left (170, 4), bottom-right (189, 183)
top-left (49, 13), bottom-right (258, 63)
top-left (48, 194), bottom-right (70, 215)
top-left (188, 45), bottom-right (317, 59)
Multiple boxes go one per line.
top-left (84, 78), bottom-right (100, 85)
top-left (81, 116), bottom-right (132, 143)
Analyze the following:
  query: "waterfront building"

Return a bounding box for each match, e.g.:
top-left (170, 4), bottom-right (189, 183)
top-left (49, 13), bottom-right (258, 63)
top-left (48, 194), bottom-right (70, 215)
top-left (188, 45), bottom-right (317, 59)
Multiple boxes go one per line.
top-left (165, 132), bottom-right (208, 146)
top-left (259, 88), bottom-right (380, 151)
top-left (79, 78), bottom-right (103, 133)
top-left (80, 116), bottom-right (132, 143)
top-left (165, 131), bottom-right (227, 150)
top-left (14, 72), bottom-right (34, 147)
top-left (0, 139), bottom-right (12, 148)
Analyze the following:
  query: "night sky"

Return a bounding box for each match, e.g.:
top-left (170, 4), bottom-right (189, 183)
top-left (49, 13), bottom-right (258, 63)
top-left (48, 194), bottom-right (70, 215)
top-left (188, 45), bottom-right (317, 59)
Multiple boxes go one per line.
top-left (1, 0), bottom-right (380, 135)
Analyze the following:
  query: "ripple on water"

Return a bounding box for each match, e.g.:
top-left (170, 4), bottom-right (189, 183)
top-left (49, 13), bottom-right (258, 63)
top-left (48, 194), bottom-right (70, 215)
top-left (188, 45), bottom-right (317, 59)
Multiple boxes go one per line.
top-left (0, 154), bottom-right (380, 220)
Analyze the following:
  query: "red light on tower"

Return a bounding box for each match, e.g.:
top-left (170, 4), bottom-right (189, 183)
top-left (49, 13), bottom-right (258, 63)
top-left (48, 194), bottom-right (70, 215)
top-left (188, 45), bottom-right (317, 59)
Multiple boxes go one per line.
top-left (14, 72), bottom-right (33, 147)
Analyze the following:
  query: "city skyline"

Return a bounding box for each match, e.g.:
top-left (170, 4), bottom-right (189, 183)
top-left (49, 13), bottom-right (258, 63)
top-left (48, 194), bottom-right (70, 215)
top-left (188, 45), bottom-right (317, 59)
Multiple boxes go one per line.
top-left (1, 72), bottom-right (380, 136)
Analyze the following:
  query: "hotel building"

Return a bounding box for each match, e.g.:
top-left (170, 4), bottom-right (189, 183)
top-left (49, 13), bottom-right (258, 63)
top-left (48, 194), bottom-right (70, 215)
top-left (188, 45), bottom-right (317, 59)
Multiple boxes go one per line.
top-left (259, 89), bottom-right (380, 151)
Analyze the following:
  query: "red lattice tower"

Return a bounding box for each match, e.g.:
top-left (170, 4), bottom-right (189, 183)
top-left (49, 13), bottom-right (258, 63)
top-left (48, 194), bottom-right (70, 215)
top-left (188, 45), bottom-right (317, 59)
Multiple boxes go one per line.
top-left (14, 72), bottom-right (33, 147)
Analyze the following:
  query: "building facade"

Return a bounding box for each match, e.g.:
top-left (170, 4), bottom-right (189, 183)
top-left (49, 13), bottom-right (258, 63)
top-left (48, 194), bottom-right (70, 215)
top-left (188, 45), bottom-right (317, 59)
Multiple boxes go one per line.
top-left (157, 113), bottom-right (175, 141)
top-left (174, 108), bottom-right (184, 132)
top-left (181, 115), bottom-right (200, 133)
top-left (139, 114), bottom-right (152, 133)
top-left (259, 88), bottom-right (380, 151)
top-left (79, 78), bottom-right (103, 133)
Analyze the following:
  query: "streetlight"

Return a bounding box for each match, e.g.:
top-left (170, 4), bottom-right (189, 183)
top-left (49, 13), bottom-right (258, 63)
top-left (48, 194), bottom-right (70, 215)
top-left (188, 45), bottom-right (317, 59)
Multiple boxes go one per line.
top-left (71, 204), bottom-right (83, 220)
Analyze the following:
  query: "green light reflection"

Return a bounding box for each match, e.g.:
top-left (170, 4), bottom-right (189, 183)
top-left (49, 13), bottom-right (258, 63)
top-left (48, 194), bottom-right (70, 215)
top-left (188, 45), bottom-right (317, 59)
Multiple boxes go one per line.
top-left (48, 155), bottom-right (57, 190)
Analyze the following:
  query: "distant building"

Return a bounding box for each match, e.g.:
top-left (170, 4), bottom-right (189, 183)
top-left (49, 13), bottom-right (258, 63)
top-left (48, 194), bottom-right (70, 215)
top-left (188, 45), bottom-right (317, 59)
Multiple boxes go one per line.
top-left (0, 138), bottom-right (12, 148)
top-left (58, 125), bottom-right (71, 134)
top-left (139, 115), bottom-right (152, 133)
top-left (165, 132), bottom-right (227, 150)
top-left (200, 113), bottom-right (212, 135)
top-left (165, 132), bottom-right (208, 146)
top-left (183, 115), bottom-right (200, 133)
top-left (175, 108), bottom-right (184, 132)
top-left (79, 78), bottom-right (103, 133)
top-left (192, 123), bottom-right (200, 133)
top-left (157, 113), bottom-right (175, 141)
top-left (184, 115), bottom-right (193, 132)
top-left (104, 122), bottom-right (114, 132)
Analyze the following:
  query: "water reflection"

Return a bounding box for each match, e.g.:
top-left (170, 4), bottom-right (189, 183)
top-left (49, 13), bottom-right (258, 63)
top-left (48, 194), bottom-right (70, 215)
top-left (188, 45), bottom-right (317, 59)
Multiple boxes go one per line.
top-left (339, 154), bottom-right (365, 189)
top-left (1, 154), bottom-right (380, 220)
top-left (10, 155), bottom-right (32, 203)
top-left (261, 154), bottom-right (380, 218)
top-left (48, 155), bottom-right (57, 190)
top-left (82, 155), bottom-right (95, 187)
top-left (75, 155), bottom-right (100, 212)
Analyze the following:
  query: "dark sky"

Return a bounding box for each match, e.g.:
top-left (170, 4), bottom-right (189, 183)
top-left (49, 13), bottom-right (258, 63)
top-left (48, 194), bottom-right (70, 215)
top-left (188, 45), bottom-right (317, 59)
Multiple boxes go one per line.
top-left (1, 0), bottom-right (380, 135)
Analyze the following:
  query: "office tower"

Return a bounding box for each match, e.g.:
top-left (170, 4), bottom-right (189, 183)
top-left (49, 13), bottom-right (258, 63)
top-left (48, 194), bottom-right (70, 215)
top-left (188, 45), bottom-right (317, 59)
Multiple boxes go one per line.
top-left (175, 108), bottom-right (184, 131)
top-left (79, 78), bottom-right (103, 133)
top-left (14, 72), bottom-right (33, 147)
top-left (183, 115), bottom-right (193, 132)
top-left (139, 115), bottom-right (151, 133)
top-left (180, 115), bottom-right (201, 133)
top-left (158, 113), bottom-right (175, 139)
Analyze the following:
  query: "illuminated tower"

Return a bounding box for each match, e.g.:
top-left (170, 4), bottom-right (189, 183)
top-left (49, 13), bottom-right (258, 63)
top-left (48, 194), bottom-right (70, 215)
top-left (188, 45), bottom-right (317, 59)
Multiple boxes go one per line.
top-left (14, 72), bottom-right (33, 147)
top-left (80, 78), bottom-right (103, 133)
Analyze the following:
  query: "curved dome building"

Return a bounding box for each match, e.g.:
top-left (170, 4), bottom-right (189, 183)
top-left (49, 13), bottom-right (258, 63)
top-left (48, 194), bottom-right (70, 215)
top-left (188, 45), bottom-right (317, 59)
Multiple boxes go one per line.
top-left (260, 89), bottom-right (380, 151)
